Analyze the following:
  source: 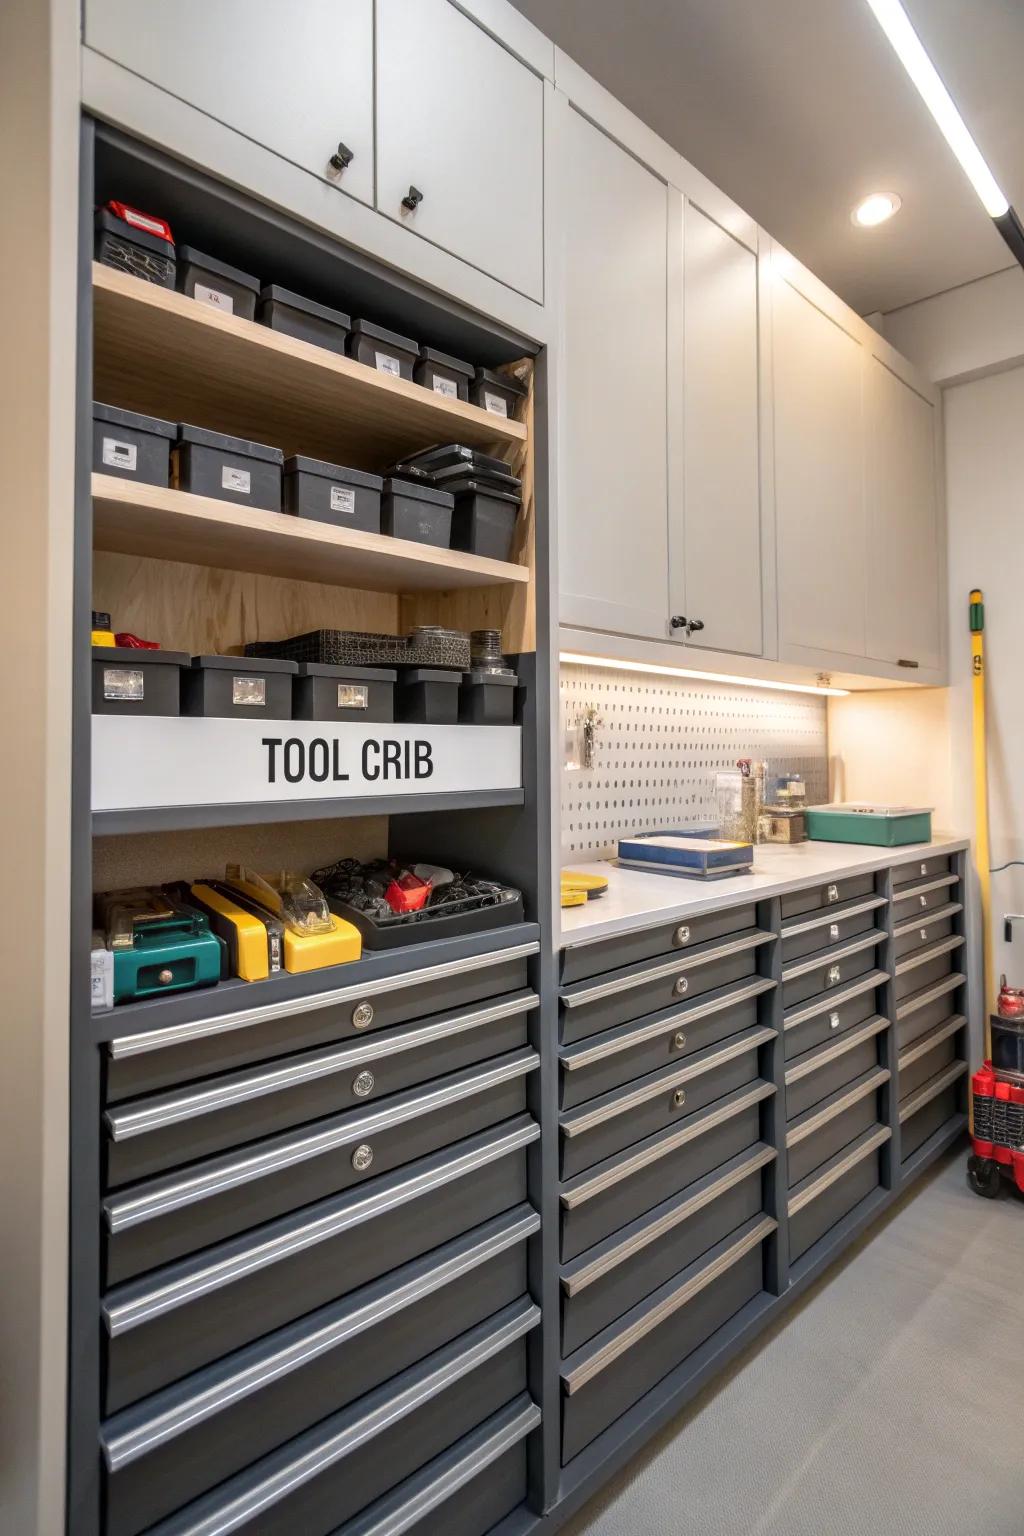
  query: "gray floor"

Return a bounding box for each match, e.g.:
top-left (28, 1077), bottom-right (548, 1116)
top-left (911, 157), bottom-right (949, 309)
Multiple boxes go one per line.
top-left (564, 1148), bottom-right (1024, 1536)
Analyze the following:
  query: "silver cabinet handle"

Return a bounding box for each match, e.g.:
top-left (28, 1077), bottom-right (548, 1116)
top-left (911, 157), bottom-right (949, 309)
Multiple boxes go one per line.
top-left (781, 929), bottom-right (885, 984)
top-left (782, 895), bottom-right (886, 940)
top-left (894, 933), bottom-right (965, 977)
top-left (784, 1014), bottom-right (889, 1087)
top-left (897, 1015), bottom-right (967, 1072)
top-left (675, 925), bottom-right (691, 946)
top-left (561, 929), bottom-right (772, 1008)
top-left (784, 971), bottom-right (888, 1030)
top-left (788, 1126), bottom-right (890, 1216)
top-left (896, 971), bottom-right (965, 1021)
top-left (826, 883), bottom-right (840, 903)
top-left (892, 902), bottom-right (962, 940)
top-left (786, 1067), bottom-right (890, 1148)
top-left (560, 978), bottom-right (775, 1071)
top-left (898, 1058), bottom-right (968, 1122)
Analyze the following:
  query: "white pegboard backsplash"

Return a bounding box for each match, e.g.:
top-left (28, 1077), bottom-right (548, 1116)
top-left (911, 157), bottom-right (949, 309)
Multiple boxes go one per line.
top-left (561, 662), bottom-right (828, 860)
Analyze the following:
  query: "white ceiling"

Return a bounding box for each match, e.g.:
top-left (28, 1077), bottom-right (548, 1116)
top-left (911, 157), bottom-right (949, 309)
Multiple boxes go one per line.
top-left (509, 0), bottom-right (1024, 314)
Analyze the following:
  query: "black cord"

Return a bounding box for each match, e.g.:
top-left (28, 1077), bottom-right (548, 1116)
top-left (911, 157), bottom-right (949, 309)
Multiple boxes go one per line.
top-left (991, 861), bottom-right (1024, 874)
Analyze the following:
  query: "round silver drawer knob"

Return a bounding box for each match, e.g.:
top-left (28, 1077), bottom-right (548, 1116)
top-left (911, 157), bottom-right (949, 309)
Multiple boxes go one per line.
top-left (351, 1143), bottom-right (374, 1173)
top-left (352, 1070), bottom-right (375, 1099)
top-left (674, 976), bottom-right (689, 996)
top-left (675, 924), bottom-right (691, 946)
top-left (157, 968), bottom-right (174, 985)
top-left (352, 1001), bottom-right (374, 1029)
top-left (672, 1088), bottom-right (686, 1109)
top-left (673, 1031), bottom-right (687, 1051)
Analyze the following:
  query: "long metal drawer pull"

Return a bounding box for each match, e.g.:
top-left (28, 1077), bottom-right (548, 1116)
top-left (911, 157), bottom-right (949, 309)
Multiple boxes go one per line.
top-left (786, 1068), bottom-right (890, 1148)
top-left (153, 1299), bottom-right (540, 1536)
top-left (781, 895), bottom-right (887, 940)
top-left (897, 1015), bottom-right (967, 1072)
top-left (784, 1015), bottom-right (889, 1087)
top-left (104, 1050), bottom-right (538, 1233)
top-left (334, 1396), bottom-right (542, 1536)
top-left (103, 1117), bottom-right (539, 1336)
top-left (787, 1126), bottom-right (891, 1217)
top-left (781, 929), bottom-right (886, 983)
top-left (101, 1207), bottom-right (540, 1471)
top-left (560, 978), bottom-right (776, 1072)
top-left (894, 933), bottom-right (965, 977)
top-left (561, 1216), bottom-right (776, 1395)
top-left (108, 941), bottom-right (540, 1059)
top-left (896, 972), bottom-right (965, 1021)
top-left (107, 992), bottom-right (540, 1141)
top-left (784, 971), bottom-right (888, 1031)
top-left (892, 901), bottom-right (963, 940)
top-left (560, 1082), bottom-right (775, 1210)
top-left (560, 930), bottom-right (773, 1008)
top-left (561, 1026), bottom-right (775, 1139)
top-left (892, 873), bottom-right (958, 906)
top-left (562, 1145), bottom-right (776, 1296)
top-left (899, 1059), bottom-right (969, 1122)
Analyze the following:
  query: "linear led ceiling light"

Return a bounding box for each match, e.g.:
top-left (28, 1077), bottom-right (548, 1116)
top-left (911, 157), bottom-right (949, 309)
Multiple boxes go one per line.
top-left (864, 0), bottom-right (1024, 266)
top-left (559, 653), bottom-right (851, 698)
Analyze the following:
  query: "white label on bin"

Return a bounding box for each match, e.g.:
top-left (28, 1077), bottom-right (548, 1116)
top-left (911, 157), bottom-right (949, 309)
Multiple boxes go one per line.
top-left (338, 684), bottom-right (369, 710)
top-left (330, 486), bottom-right (356, 516)
top-left (102, 437), bottom-right (137, 472)
top-left (103, 667), bottom-right (144, 701)
top-left (194, 283), bottom-right (234, 315)
top-left (433, 377), bottom-right (458, 399)
top-left (232, 676), bottom-right (266, 706)
top-left (375, 351), bottom-right (402, 377)
top-left (483, 391), bottom-right (508, 417)
top-left (222, 465), bottom-right (251, 494)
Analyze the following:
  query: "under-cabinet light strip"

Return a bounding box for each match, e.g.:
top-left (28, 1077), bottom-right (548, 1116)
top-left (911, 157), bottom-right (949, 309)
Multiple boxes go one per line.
top-left (559, 652), bottom-right (851, 697)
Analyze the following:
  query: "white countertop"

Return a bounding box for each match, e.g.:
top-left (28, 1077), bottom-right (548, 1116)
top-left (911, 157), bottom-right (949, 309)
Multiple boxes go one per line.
top-left (560, 836), bottom-right (969, 947)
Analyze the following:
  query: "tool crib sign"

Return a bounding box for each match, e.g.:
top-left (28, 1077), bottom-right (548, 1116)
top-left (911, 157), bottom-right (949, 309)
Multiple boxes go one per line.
top-left (91, 718), bottom-right (522, 811)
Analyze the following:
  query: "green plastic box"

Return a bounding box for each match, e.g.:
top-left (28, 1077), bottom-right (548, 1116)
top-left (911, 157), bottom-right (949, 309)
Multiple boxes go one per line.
top-left (804, 804), bottom-right (933, 847)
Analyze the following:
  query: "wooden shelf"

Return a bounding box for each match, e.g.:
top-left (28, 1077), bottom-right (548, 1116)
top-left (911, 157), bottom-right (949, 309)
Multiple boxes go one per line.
top-left (92, 475), bottom-right (530, 593)
top-left (92, 263), bottom-right (528, 472)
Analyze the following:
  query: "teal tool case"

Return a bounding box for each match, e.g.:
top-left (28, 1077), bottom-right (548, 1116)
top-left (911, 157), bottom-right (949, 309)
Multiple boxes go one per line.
top-left (804, 803), bottom-right (933, 847)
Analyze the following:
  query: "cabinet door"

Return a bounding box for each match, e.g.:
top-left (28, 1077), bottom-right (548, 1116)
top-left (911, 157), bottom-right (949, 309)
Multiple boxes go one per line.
top-left (558, 107), bottom-right (670, 639)
top-left (84, 0), bottom-right (375, 208)
top-left (772, 273), bottom-right (867, 659)
top-left (865, 359), bottom-right (942, 673)
top-left (375, 0), bottom-right (544, 301)
top-left (676, 204), bottom-right (761, 656)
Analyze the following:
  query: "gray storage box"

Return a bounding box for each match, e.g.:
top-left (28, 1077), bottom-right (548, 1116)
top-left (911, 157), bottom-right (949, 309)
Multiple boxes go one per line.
top-left (381, 478), bottom-right (454, 547)
top-left (176, 244), bottom-right (259, 320)
top-left (92, 646), bottom-right (188, 717)
top-left (470, 367), bottom-right (527, 419)
top-left (94, 205), bottom-right (175, 287)
top-left (174, 423), bottom-right (284, 512)
top-left (293, 662), bottom-right (396, 724)
top-left (460, 669), bottom-right (518, 725)
top-left (93, 402), bottom-right (175, 486)
top-left (397, 667), bottom-right (461, 725)
top-left (181, 654), bottom-right (296, 720)
top-left (348, 318), bottom-right (418, 380)
top-left (448, 479), bottom-right (521, 561)
top-left (257, 285), bottom-right (351, 354)
top-left (415, 346), bottom-right (473, 401)
top-left (283, 456), bottom-right (383, 532)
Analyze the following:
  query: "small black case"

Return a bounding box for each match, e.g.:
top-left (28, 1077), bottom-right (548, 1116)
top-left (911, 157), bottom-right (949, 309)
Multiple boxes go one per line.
top-left (176, 246), bottom-right (260, 320)
top-left (93, 403), bottom-right (176, 487)
top-left (181, 655), bottom-right (297, 720)
top-left (396, 667), bottom-right (460, 724)
top-left (283, 457), bottom-right (383, 532)
top-left (257, 286), bottom-right (351, 355)
top-left (293, 663), bottom-right (397, 723)
top-left (174, 424), bottom-right (284, 512)
top-left (380, 478), bottom-right (453, 547)
top-left (92, 646), bottom-right (188, 717)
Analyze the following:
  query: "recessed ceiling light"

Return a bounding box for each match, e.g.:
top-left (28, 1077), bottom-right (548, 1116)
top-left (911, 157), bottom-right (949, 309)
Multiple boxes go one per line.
top-left (852, 192), bottom-right (902, 227)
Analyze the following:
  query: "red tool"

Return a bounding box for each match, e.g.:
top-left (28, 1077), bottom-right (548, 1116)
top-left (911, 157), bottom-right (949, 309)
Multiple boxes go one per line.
top-left (968, 986), bottom-right (1024, 1197)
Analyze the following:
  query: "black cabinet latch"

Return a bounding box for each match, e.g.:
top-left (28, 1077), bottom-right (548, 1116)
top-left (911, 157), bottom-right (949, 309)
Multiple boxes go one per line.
top-left (402, 185), bottom-right (424, 211)
top-left (329, 142), bottom-right (354, 171)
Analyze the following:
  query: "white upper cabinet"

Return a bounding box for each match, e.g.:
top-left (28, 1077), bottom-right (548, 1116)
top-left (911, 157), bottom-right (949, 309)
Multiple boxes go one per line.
top-left (673, 202), bottom-right (761, 656)
top-left (84, 0), bottom-right (376, 208)
top-left (556, 104), bottom-right (670, 639)
top-left (865, 359), bottom-right (943, 673)
top-left (375, 0), bottom-right (545, 301)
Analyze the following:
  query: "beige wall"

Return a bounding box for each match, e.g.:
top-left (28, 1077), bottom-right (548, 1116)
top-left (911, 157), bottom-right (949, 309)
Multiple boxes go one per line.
top-left (827, 687), bottom-right (955, 834)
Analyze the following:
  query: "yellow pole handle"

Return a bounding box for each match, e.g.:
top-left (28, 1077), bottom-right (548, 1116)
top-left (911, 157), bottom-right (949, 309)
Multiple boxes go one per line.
top-left (970, 589), bottom-right (994, 1050)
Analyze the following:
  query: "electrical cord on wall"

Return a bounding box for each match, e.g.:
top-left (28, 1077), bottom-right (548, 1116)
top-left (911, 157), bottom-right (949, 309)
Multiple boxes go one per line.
top-left (991, 861), bottom-right (1024, 874)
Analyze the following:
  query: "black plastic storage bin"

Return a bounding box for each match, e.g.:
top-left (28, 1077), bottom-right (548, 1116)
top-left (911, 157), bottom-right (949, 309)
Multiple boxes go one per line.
top-left (293, 663), bottom-right (396, 723)
top-left (181, 655), bottom-right (296, 720)
top-left (448, 479), bottom-right (521, 561)
top-left (93, 403), bottom-right (175, 486)
top-left (94, 203), bottom-right (175, 287)
top-left (460, 670), bottom-right (519, 725)
top-left (347, 319), bottom-right (418, 380)
top-left (470, 367), bottom-right (527, 419)
top-left (414, 346), bottom-right (474, 401)
top-left (257, 285), bottom-right (351, 355)
top-left (175, 245), bottom-right (259, 320)
top-left (396, 668), bottom-right (461, 725)
top-left (283, 456), bottom-right (383, 532)
top-left (92, 647), bottom-right (188, 716)
top-left (381, 479), bottom-right (453, 547)
top-left (398, 443), bottom-right (516, 478)
top-left (174, 424), bottom-right (284, 512)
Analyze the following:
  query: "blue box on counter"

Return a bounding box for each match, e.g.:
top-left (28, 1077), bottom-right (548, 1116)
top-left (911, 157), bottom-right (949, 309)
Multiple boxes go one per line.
top-left (616, 831), bottom-right (754, 879)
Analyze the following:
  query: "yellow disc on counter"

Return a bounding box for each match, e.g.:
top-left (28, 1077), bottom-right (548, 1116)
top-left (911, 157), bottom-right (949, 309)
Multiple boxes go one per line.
top-left (561, 870), bottom-right (609, 900)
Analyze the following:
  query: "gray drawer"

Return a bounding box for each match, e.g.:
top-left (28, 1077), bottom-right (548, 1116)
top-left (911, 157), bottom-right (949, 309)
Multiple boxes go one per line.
top-left (892, 873), bottom-right (958, 923)
top-left (102, 1208), bottom-right (538, 1536)
top-left (892, 854), bottom-right (953, 887)
top-left (781, 934), bottom-right (882, 1009)
top-left (785, 1016), bottom-right (888, 1120)
top-left (560, 1028), bottom-right (772, 1180)
top-left (560, 978), bottom-right (774, 1111)
top-left (561, 1145), bottom-right (773, 1355)
top-left (560, 903), bottom-right (758, 985)
top-left (899, 1059), bottom-right (969, 1161)
top-left (898, 1017), bottom-right (965, 1103)
top-left (560, 1217), bottom-right (772, 1464)
top-left (334, 1398), bottom-right (539, 1536)
top-left (106, 991), bottom-right (537, 1187)
top-left (780, 894), bottom-right (887, 964)
top-left (780, 872), bottom-right (877, 920)
top-left (103, 1050), bottom-right (537, 1286)
top-left (896, 970), bottom-right (966, 1047)
top-left (894, 936), bottom-right (965, 1003)
top-left (103, 1116), bottom-right (537, 1412)
top-left (560, 1082), bottom-right (772, 1262)
top-left (140, 1300), bottom-right (538, 1536)
top-left (893, 913), bottom-right (957, 962)
top-left (559, 931), bottom-right (772, 1044)
top-left (784, 978), bottom-right (881, 1061)
top-left (785, 1068), bottom-right (888, 1186)
top-left (788, 1128), bottom-right (888, 1263)
top-left (105, 944), bottom-right (535, 1102)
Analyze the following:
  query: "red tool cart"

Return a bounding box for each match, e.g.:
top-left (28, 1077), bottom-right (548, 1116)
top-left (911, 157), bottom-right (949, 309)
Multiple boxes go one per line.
top-left (968, 977), bottom-right (1024, 1197)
